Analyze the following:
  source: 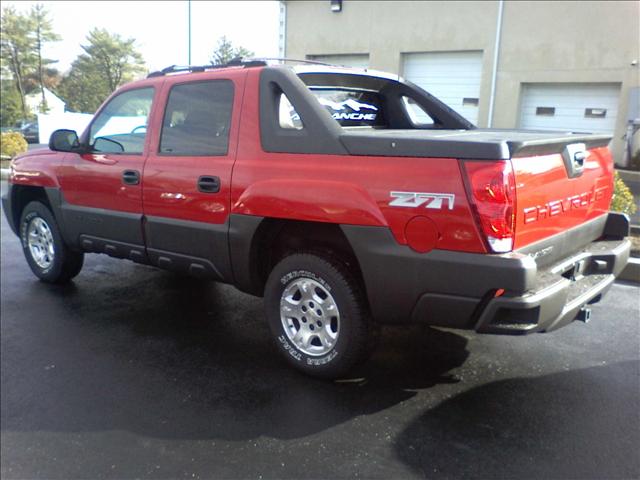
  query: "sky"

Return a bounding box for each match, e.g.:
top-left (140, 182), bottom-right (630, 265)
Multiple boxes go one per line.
top-left (4, 1), bottom-right (281, 72)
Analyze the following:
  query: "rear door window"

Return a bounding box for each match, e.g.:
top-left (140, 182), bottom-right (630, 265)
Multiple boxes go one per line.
top-left (159, 80), bottom-right (234, 156)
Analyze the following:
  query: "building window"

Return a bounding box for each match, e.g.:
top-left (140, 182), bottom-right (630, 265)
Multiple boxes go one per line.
top-left (585, 108), bottom-right (607, 118)
top-left (535, 107), bottom-right (556, 116)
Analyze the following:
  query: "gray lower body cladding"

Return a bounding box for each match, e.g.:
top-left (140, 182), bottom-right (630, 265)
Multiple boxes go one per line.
top-left (1, 190), bottom-right (16, 234)
top-left (341, 212), bottom-right (630, 334)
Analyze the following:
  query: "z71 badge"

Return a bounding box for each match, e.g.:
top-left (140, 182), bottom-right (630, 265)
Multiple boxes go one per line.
top-left (389, 191), bottom-right (455, 210)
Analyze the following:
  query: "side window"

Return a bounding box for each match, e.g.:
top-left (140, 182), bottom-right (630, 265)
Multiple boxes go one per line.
top-left (89, 88), bottom-right (154, 154)
top-left (160, 80), bottom-right (234, 156)
top-left (402, 96), bottom-right (434, 127)
top-left (278, 93), bottom-right (303, 130)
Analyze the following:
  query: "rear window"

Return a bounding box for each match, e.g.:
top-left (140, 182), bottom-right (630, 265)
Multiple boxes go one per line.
top-left (279, 88), bottom-right (385, 129)
top-left (312, 89), bottom-right (384, 127)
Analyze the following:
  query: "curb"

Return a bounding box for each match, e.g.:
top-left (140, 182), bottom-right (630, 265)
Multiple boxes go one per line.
top-left (620, 257), bottom-right (640, 283)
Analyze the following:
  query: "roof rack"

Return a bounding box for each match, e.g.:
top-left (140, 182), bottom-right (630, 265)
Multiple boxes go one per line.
top-left (147, 58), bottom-right (267, 78)
top-left (251, 57), bottom-right (333, 66)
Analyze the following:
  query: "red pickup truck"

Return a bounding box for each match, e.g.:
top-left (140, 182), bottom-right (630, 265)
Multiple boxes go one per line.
top-left (2, 61), bottom-right (630, 378)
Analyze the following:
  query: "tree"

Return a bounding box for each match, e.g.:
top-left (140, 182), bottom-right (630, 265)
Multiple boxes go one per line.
top-left (0, 80), bottom-right (23, 127)
top-left (210, 36), bottom-right (254, 65)
top-left (24, 66), bottom-right (62, 95)
top-left (30, 4), bottom-right (60, 113)
top-left (58, 28), bottom-right (145, 113)
top-left (0, 6), bottom-right (37, 119)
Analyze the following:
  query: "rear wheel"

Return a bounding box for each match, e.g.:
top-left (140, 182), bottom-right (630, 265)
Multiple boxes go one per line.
top-left (264, 252), bottom-right (372, 379)
top-left (19, 201), bottom-right (84, 283)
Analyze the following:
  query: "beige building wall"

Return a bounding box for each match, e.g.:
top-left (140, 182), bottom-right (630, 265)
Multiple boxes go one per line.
top-left (284, 0), bottom-right (640, 164)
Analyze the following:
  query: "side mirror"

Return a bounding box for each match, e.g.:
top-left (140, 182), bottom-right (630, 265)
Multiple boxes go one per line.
top-left (49, 129), bottom-right (80, 152)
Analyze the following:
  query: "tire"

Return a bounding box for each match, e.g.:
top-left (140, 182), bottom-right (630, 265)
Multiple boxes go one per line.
top-left (19, 201), bottom-right (84, 284)
top-left (264, 252), bottom-right (372, 379)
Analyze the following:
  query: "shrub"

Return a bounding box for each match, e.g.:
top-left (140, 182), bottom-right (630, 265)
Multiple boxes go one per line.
top-left (0, 131), bottom-right (28, 160)
top-left (611, 171), bottom-right (637, 216)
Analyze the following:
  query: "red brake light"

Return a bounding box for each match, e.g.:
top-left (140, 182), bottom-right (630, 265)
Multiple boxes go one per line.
top-left (462, 160), bottom-right (516, 253)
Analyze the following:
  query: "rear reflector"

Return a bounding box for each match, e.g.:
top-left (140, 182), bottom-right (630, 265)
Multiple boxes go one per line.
top-left (462, 160), bottom-right (517, 253)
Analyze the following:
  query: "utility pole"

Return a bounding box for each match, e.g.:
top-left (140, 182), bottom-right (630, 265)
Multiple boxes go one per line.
top-left (188, 0), bottom-right (192, 65)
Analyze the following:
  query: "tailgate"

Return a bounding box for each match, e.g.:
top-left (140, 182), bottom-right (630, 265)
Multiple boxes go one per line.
top-left (512, 140), bottom-right (614, 254)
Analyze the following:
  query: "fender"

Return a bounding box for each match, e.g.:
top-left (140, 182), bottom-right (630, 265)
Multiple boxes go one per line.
top-left (10, 150), bottom-right (62, 188)
top-left (4, 150), bottom-right (66, 237)
top-left (232, 179), bottom-right (388, 227)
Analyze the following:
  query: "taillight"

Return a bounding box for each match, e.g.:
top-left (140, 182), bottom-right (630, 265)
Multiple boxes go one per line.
top-left (462, 160), bottom-right (516, 253)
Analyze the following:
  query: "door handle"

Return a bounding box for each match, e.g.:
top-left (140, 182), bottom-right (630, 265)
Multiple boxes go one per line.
top-left (197, 176), bottom-right (220, 193)
top-left (122, 170), bottom-right (140, 185)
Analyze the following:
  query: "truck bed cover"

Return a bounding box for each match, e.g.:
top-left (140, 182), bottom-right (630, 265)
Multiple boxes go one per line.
top-left (339, 129), bottom-right (612, 160)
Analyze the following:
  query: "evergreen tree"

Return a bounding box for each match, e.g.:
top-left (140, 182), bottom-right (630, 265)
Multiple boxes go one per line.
top-left (30, 4), bottom-right (61, 113)
top-left (59, 28), bottom-right (145, 113)
top-left (0, 6), bottom-right (38, 119)
top-left (210, 36), bottom-right (253, 65)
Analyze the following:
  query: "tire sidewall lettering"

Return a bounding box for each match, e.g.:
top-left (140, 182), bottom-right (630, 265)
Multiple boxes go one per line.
top-left (306, 350), bottom-right (338, 366)
top-left (280, 269), bottom-right (332, 293)
top-left (20, 211), bottom-right (38, 248)
top-left (278, 334), bottom-right (303, 362)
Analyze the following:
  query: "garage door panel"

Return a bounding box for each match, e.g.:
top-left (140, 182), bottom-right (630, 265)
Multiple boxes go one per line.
top-left (520, 83), bottom-right (621, 135)
top-left (403, 51), bottom-right (483, 125)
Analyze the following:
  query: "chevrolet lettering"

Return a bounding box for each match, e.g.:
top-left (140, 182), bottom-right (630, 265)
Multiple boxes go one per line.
top-left (523, 186), bottom-right (609, 224)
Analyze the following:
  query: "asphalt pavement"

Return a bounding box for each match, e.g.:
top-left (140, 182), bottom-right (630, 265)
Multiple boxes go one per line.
top-left (1, 182), bottom-right (639, 479)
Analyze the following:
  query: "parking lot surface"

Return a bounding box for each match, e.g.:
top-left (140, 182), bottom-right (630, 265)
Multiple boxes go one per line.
top-left (1, 189), bottom-right (639, 479)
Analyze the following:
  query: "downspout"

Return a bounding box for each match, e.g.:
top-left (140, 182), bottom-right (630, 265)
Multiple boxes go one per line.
top-left (487, 0), bottom-right (504, 128)
top-left (280, 1), bottom-right (287, 58)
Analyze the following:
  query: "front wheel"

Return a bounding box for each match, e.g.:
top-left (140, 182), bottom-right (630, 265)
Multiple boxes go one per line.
top-left (264, 253), bottom-right (372, 379)
top-left (19, 201), bottom-right (84, 284)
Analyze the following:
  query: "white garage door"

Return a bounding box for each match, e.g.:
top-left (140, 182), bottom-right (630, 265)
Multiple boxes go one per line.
top-left (307, 54), bottom-right (369, 69)
top-left (402, 51), bottom-right (483, 124)
top-left (519, 83), bottom-right (621, 134)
